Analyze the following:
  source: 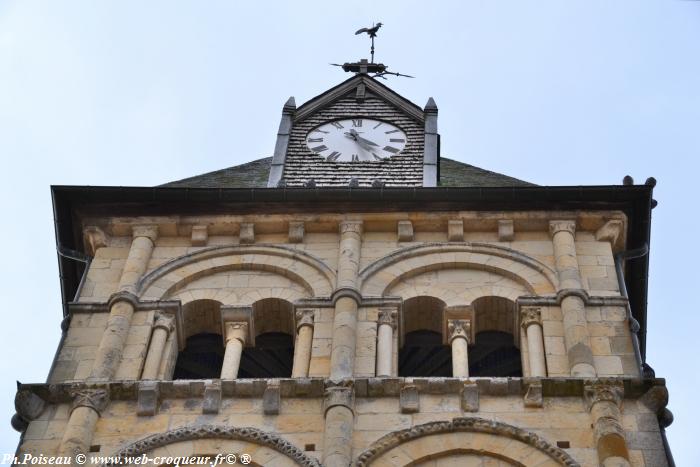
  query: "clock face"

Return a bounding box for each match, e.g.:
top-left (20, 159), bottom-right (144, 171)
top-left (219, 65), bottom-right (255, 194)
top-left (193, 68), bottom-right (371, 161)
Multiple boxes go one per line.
top-left (306, 118), bottom-right (407, 162)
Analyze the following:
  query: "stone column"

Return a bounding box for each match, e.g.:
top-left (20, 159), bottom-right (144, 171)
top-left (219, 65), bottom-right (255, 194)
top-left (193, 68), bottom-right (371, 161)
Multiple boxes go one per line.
top-left (322, 384), bottom-right (354, 467)
top-left (521, 307), bottom-right (547, 377)
top-left (221, 322), bottom-right (248, 379)
top-left (58, 389), bottom-right (109, 463)
top-left (448, 319), bottom-right (471, 378)
top-left (550, 220), bottom-right (596, 377)
top-left (90, 225), bottom-right (158, 380)
top-left (585, 380), bottom-right (631, 467)
top-left (141, 313), bottom-right (175, 380)
top-left (330, 220), bottom-right (363, 380)
top-left (376, 308), bottom-right (397, 377)
top-left (292, 309), bottom-right (315, 378)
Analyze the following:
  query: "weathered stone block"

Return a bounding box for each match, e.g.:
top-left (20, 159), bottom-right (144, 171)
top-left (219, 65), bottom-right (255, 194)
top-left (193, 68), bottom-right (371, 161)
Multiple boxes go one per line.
top-left (263, 383), bottom-right (281, 415)
top-left (191, 225), bottom-right (208, 246)
top-left (399, 385), bottom-right (420, 413)
top-left (448, 219), bottom-right (464, 242)
top-left (498, 219), bottom-right (514, 241)
top-left (288, 221), bottom-right (305, 243)
top-left (397, 220), bottom-right (414, 242)
top-left (461, 382), bottom-right (479, 412)
top-left (137, 381), bottom-right (159, 416)
top-left (239, 223), bottom-right (255, 244)
top-left (202, 380), bottom-right (222, 414)
top-left (524, 382), bottom-right (543, 408)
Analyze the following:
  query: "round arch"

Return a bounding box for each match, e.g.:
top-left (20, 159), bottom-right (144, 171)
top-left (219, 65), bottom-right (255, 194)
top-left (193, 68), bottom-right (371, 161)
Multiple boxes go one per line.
top-left (355, 417), bottom-right (579, 467)
top-left (358, 243), bottom-right (558, 297)
top-left (137, 245), bottom-right (336, 300)
top-left (103, 425), bottom-right (320, 467)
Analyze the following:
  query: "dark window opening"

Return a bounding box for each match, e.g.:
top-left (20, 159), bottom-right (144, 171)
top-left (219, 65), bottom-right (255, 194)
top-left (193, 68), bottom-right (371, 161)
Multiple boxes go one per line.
top-left (468, 330), bottom-right (522, 377)
top-left (173, 333), bottom-right (224, 379)
top-left (239, 332), bottom-right (294, 378)
top-left (399, 330), bottom-right (452, 377)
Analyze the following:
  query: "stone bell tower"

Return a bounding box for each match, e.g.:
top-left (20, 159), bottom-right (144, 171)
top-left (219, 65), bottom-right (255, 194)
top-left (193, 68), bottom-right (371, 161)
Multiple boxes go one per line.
top-left (12, 38), bottom-right (673, 467)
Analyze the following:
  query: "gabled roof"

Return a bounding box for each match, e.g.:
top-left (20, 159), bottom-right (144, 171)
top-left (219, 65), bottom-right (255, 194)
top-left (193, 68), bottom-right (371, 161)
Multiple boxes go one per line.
top-left (295, 74), bottom-right (426, 122)
top-left (161, 157), bottom-right (535, 188)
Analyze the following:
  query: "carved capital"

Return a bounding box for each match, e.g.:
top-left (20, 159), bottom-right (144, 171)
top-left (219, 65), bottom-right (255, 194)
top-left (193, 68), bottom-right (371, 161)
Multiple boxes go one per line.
top-left (324, 383), bottom-right (354, 414)
top-left (448, 319), bottom-right (471, 344)
top-left (71, 388), bottom-right (110, 415)
top-left (584, 380), bottom-right (624, 410)
top-left (295, 309), bottom-right (315, 330)
top-left (339, 220), bottom-right (363, 235)
top-left (132, 225), bottom-right (159, 242)
top-left (153, 312), bottom-right (175, 334)
top-left (14, 389), bottom-right (45, 422)
top-left (520, 307), bottom-right (542, 329)
top-left (549, 220), bottom-right (576, 238)
top-left (224, 322), bottom-right (249, 345)
top-left (377, 308), bottom-right (397, 329)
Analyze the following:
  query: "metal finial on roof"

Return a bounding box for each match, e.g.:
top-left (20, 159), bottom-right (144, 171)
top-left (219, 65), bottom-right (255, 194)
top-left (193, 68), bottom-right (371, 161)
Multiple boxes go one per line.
top-left (329, 23), bottom-right (414, 80)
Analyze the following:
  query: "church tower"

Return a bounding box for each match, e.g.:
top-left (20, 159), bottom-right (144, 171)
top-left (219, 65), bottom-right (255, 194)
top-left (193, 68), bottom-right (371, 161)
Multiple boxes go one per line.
top-left (13, 34), bottom-right (673, 467)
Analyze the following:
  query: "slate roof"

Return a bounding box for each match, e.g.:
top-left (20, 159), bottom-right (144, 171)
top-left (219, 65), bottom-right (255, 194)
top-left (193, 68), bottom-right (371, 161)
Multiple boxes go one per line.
top-left (161, 157), bottom-right (535, 188)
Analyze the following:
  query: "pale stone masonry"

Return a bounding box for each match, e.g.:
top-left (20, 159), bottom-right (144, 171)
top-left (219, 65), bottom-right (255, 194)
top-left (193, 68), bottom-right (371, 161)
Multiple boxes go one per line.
top-left (13, 72), bottom-right (671, 466)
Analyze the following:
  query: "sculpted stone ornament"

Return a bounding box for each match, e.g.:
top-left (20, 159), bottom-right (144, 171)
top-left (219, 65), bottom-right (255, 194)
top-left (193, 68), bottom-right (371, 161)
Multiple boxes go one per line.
top-left (71, 388), bottom-right (110, 415)
top-left (549, 220), bottom-right (576, 237)
top-left (521, 307), bottom-right (542, 329)
top-left (102, 425), bottom-right (320, 467)
top-left (448, 319), bottom-right (471, 344)
top-left (295, 309), bottom-right (315, 330)
top-left (377, 308), bottom-right (397, 328)
top-left (584, 379), bottom-right (624, 410)
top-left (153, 312), bottom-right (175, 333)
top-left (355, 417), bottom-right (579, 467)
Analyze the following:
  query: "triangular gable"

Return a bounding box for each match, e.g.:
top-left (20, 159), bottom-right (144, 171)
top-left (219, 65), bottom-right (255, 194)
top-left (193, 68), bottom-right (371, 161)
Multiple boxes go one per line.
top-left (295, 74), bottom-right (425, 123)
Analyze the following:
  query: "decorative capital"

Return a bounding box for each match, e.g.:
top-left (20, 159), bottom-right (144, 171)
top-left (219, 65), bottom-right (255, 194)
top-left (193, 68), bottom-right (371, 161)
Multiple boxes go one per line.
top-left (71, 388), bottom-right (110, 416)
top-left (520, 307), bottom-right (542, 329)
top-left (339, 220), bottom-right (363, 235)
top-left (295, 309), bottom-right (315, 330)
top-left (324, 383), bottom-right (355, 414)
top-left (378, 308), bottom-right (397, 329)
top-left (447, 319), bottom-right (471, 344)
top-left (224, 322), bottom-right (249, 345)
top-left (153, 313), bottom-right (175, 334)
top-left (584, 380), bottom-right (624, 410)
top-left (549, 220), bottom-right (576, 237)
top-left (132, 225), bottom-right (159, 242)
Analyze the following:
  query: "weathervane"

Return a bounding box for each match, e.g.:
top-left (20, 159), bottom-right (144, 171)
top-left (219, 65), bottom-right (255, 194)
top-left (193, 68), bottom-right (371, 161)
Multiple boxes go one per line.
top-left (331, 22), bottom-right (414, 80)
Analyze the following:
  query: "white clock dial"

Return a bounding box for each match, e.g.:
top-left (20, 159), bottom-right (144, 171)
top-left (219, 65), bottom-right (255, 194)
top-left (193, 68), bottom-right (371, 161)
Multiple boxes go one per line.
top-left (306, 118), bottom-right (407, 162)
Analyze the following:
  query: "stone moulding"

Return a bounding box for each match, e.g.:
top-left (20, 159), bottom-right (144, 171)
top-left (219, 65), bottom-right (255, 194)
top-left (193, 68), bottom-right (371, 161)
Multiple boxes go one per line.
top-left (102, 425), bottom-right (320, 467)
top-left (136, 244), bottom-right (337, 298)
top-left (354, 417), bottom-right (580, 467)
top-left (357, 242), bottom-right (559, 295)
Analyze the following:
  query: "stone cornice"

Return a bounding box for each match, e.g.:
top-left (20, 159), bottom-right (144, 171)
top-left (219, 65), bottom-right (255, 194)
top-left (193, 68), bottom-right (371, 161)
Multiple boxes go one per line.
top-left (517, 289), bottom-right (629, 308)
top-left (17, 377), bottom-right (666, 404)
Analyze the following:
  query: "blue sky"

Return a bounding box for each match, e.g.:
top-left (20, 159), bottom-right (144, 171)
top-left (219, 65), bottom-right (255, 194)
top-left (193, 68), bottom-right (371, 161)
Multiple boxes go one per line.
top-left (0, 0), bottom-right (698, 463)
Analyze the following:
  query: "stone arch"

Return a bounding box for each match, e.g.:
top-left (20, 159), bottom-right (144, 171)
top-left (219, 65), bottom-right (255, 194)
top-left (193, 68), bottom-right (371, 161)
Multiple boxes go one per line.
top-left (355, 417), bottom-right (579, 467)
top-left (103, 425), bottom-right (320, 467)
top-left (137, 245), bottom-right (336, 300)
top-left (358, 243), bottom-right (558, 297)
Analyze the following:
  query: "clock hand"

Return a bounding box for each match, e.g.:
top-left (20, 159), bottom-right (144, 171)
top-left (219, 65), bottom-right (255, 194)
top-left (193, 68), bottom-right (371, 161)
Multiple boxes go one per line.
top-left (346, 129), bottom-right (380, 150)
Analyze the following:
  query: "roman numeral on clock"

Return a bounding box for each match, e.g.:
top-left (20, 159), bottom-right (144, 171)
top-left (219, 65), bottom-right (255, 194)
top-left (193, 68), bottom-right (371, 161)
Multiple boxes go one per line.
top-left (331, 121), bottom-right (344, 129)
top-left (311, 145), bottom-right (328, 152)
top-left (307, 138), bottom-right (323, 143)
top-left (352, 119), bottom-right (362, 127)
top-left (326, 151), bottom-right (341, 162)
top-left (383, 146), bottom-right (400, 154)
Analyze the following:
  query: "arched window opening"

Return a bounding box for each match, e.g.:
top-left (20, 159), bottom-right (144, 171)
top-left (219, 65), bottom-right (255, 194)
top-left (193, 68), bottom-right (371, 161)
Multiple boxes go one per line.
top-left (173, 333), bottom-right (224, 379)
top-left (469, 296), bottom-right (522, 377)
top-left (399, 296), bottom-right (451, 377)
top-left (173, 300), bottom-right (224, 379)
top-left (240, 298), bottom-right (295, 378)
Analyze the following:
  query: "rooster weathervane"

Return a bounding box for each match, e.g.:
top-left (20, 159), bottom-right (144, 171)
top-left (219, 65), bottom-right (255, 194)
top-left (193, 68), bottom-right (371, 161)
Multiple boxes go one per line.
top-left (331, 22), bottom-right (414, 80)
